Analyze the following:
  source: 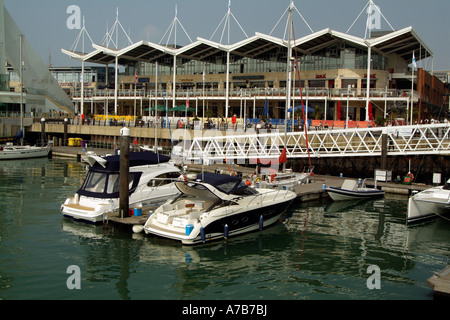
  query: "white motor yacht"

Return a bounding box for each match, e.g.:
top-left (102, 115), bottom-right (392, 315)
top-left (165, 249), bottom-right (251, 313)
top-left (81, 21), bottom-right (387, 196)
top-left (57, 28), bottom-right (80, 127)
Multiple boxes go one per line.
top-left (408, 180), bottom-right (450, 224)
top-left (61, 151), bottom-right (181, 224)
top-left (143, 173), bottom-right (297, 245)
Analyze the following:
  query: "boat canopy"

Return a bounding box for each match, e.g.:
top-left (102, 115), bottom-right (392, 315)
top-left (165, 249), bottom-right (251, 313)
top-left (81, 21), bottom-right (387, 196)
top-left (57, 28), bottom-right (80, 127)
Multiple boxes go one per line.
top-left (175, 173), bottom-right (258, 201)
top-left (195, 173), bottom-right (247, 194)
top-left (77, 151), bottom-right (170, 198)
top-left (90, 151), bottom-right (170, 171)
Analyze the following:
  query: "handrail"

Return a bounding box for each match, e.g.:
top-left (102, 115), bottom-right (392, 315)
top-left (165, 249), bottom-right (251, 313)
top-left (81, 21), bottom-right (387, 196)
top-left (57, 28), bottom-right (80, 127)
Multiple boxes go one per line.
top-left (70, 87), bottom-right (417, 100)
top-left (186, 123), bottom-right (450, 161)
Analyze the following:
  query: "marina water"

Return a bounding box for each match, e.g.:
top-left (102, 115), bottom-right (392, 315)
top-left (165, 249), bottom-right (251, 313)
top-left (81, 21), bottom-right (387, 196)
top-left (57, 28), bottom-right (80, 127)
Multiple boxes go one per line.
top-left (0, 158), bottom-right (449, 300)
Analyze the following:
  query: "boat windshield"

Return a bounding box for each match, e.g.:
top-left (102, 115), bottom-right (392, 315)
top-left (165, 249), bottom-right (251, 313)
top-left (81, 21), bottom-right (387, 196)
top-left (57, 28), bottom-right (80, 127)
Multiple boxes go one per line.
top-left (77, 170), bottom-right (142, 198)
top-left (230, 181), bottom-right (259, 196)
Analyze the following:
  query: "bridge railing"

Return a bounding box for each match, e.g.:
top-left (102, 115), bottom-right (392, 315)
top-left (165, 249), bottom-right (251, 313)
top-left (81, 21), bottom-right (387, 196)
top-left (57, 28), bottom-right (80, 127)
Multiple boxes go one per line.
top-left (184, 124), bottom-right (450, 162)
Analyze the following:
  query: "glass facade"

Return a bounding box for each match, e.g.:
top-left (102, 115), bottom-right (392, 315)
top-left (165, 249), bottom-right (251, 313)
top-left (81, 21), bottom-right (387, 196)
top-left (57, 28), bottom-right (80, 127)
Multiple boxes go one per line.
top-left (137, 41), bottom-right (387, 77)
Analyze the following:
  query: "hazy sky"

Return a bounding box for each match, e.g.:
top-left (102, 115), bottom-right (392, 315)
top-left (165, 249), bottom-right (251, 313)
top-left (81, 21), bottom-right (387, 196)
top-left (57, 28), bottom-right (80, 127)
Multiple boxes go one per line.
top-left (4, 0), bottom-right (450, 70)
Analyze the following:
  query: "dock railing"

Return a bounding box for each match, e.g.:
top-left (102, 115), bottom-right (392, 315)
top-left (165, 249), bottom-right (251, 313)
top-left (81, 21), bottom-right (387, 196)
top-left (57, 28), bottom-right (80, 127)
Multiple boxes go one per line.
top-left (184, 123), bottom-right (450, 163)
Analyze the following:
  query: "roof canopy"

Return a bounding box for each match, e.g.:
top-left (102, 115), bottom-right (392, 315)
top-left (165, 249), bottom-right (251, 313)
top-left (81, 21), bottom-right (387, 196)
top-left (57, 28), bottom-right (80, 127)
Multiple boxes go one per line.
top-left (62, 26), bottom-right (433, 68)
top-left (369, 27), bottom-right (432, 63)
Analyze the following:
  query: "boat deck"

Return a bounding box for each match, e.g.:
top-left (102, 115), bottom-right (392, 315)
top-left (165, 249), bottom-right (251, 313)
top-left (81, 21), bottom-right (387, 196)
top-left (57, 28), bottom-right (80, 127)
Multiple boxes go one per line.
top-left (63, 202), bottom-right (96, 211)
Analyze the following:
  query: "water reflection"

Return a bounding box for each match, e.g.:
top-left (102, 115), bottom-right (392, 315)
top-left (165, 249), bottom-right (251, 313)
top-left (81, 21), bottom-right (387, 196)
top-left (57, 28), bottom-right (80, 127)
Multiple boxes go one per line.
top-left (59, 194), bottom-right (450, 300)
top-left (1, 158), bottom-right (448, 300)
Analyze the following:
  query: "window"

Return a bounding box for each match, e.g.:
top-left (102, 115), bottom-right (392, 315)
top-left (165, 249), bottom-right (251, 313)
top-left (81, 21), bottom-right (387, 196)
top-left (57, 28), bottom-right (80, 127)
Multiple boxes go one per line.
top-left (148, 172), bottom-right (180, 187)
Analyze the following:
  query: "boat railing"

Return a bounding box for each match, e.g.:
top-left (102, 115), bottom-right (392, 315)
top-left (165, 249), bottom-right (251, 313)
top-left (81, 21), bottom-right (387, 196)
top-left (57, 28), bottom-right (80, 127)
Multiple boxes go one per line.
top-left (248, 188), bottom-right (290, 207)
top-left (360, 178), bottom-right (368, 188)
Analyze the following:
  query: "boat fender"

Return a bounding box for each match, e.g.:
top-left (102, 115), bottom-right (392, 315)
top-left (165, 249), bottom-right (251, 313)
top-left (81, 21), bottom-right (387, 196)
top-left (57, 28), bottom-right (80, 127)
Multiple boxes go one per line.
top-left (185, 224), bottom-right (194, 236)
top-left (259, 215), bottom-right (264, 230)
top-left (200, 227), bottom-right (206, 243)
top-left (132, 225), bottom-right (144, 233)
top-left (224, 224), bottom-right (229, 239)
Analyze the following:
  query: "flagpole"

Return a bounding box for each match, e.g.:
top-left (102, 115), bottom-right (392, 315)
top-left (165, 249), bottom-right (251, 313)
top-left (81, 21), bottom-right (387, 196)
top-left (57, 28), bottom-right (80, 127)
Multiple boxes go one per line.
top-left (411, 66), bottom-right (414, 125)
top-left (411, 52), bottom-right (416, 125)
top-left (134, 70), bottom-right (137, 119)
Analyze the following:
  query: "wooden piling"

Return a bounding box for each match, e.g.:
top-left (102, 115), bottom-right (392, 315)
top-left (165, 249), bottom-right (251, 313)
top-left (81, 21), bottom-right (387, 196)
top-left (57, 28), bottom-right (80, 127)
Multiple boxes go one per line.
top-left (381, 129), bottom-right (388, 170)
top-left (40, 118), bottom-right (46, 146)
top-left (119, 127), bottom-right (130, 219)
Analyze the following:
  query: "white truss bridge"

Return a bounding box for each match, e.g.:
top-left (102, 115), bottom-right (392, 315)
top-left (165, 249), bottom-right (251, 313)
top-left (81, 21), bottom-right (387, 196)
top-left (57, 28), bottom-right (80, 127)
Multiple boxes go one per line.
top-left (184, 124), bottom-right (450, 162)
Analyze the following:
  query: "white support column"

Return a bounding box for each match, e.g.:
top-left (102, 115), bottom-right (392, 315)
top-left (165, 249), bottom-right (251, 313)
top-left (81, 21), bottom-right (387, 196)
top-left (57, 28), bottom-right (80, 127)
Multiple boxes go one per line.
top-left (81, 59), bottom-right (85, 115)
top-left (225, 50), bottom-right (230, 120)
top-left (172, 55), bottom-right (177, 109)
top-left (114, 56), bottom-right (118, 115)
top-left (366, 44), bottom-right (371, 122)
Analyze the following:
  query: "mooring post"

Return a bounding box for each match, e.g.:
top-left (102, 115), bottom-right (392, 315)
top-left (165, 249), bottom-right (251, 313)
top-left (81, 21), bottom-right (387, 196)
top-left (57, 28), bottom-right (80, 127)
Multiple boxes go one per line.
top-left (63, 118), bottom-right (68, 146)
top-left (119, 127), bottom-right (130, 219)
top-left (381, 129), bottom-right (388, 170)
top-left (40, 118), bottom-right (46, 146)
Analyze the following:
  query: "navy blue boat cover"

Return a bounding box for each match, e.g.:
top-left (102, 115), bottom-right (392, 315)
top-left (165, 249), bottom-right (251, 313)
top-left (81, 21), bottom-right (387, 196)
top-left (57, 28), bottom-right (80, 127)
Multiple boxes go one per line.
top-left (195, 173), bottom-right (248, 195)
top-left (92, 151), bottom-right (170, 171)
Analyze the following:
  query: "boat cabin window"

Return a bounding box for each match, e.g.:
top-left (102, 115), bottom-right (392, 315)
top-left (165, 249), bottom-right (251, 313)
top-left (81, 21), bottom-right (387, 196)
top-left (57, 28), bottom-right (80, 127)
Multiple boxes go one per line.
top-left (79, 170), bottom-right (141, 198)
top-left (215, 181), bottom-right (237, 193)
top-left (231, 181), bottom-right (259, 196)
top-left (147, 172), bottom-right (181, 187)
top-left (83, 172), bottom-right (107, 193)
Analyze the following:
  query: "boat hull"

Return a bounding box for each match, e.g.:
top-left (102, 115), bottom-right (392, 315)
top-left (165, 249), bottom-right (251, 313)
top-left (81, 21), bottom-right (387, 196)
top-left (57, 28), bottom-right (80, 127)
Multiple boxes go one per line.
top-left (325, 187), bottom-right (384, 201)
top-left (407, 189), bottom-right (450, 223)
top-left (145, 196), bottom-right (295, 245)
top-left (0, 146), bottom-right (51, 160)
top-left (61, 192), bottom-right (177, 224)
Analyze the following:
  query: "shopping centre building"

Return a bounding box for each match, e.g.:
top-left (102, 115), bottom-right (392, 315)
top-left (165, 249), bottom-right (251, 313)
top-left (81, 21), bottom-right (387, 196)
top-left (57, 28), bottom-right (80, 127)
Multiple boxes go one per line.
top-left (3, 1), bottom-right (448, 127)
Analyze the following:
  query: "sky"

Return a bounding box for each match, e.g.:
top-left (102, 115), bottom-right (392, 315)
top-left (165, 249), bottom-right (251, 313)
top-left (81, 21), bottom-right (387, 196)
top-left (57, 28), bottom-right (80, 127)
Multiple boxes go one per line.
top-left (4, 0), bottom-right (450, 70)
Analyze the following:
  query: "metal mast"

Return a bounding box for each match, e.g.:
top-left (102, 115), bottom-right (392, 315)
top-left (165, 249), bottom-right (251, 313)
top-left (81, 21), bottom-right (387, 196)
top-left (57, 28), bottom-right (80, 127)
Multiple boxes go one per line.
top-left (210, 0), bottom-right (248, 121)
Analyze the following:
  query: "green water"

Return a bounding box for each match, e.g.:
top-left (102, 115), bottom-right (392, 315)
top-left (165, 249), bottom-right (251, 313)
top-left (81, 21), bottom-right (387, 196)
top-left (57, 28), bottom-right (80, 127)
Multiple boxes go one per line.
top-left (0, 158), bottom-right (448, 301)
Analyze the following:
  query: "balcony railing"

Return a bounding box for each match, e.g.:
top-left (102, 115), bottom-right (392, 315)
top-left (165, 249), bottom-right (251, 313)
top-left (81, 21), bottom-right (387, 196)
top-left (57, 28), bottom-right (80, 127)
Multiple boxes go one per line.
top-left (70, 87), bottom-right (415, 100)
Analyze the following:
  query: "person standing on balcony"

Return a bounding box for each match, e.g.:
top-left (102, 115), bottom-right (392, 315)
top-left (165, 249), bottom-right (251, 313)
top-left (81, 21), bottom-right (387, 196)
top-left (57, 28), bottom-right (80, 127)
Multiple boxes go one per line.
top-left (232, 114), bottom-right (237, 130)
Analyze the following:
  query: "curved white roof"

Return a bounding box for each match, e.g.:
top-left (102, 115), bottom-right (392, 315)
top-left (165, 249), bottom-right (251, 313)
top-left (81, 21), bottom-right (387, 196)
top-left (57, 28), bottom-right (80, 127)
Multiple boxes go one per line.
top-left (62, 26), bottom-right (432, 67)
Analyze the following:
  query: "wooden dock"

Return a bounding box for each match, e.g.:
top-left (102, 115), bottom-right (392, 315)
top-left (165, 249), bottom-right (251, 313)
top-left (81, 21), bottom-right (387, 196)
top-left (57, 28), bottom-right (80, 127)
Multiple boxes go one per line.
top-left (427, 266), bottom-right (450, 298)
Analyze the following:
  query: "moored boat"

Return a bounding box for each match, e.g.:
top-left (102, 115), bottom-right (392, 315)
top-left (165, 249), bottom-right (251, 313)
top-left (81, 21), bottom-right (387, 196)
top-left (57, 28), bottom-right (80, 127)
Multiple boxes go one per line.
top-left (143, 172), bottom-right (297, 245)
top-left (0, 142), bottom-right (52, 160)
top-left (325, 179), bottom-right (384, 201)
top-left (61, 151), bottom-right (182, 224)
top-left (258, 167), bottom-right (313, 191)
top-left (407, 180), bottom-right (450, 224)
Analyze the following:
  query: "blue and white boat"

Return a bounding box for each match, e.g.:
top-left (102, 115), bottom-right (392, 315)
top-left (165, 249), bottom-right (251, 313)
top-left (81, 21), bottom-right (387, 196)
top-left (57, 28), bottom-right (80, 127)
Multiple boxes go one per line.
top-left (143, 173), bottom-right (297, 245)
top-left (325, 179), bottom-right (384, 201)
top-left (61, 151), bottom-right (181, 224)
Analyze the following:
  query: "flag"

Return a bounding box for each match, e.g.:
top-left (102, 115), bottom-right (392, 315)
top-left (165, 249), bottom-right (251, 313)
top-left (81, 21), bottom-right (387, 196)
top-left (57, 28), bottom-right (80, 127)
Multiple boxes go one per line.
top-left (134, 70), bottom-right (137, 85)
top-left (279, 148), bottom-right (287, 165)
top-left (366, 3), bottom-right (381, 30)
top-left (337, 101), bottom-right (341, 121)
top-left (412, 52), bottom-right (417, 69)
top-left (186, 94), bottom-right (190, 111)
top-left (133, 138), bottom-right (138, 145)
